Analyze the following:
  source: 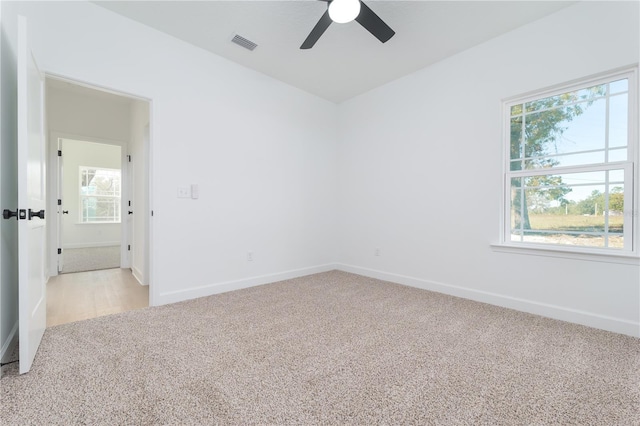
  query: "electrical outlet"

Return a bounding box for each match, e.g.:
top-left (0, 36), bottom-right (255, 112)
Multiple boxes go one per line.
top-left (247, 251), bottom-right (253, 262)
top-left (375, 248), bottom-right (381, 256)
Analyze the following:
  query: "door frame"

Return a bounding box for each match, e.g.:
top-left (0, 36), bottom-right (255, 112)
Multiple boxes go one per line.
top-left (43, 73), bottom-right (155, 305)
top-left (48, 132), bottom-right (130, 272)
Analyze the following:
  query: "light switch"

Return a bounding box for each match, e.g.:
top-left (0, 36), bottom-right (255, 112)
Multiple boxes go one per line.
top-left (177, 186), bottom-right (190, 198)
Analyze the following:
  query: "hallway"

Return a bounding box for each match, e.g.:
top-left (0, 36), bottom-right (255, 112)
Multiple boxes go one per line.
top-left (47, 268), bottom-right (149, 327)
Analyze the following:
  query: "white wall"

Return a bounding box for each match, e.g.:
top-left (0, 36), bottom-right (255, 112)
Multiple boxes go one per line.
top-left (0, 0), bottom-right (19, 362)
top-left (10, 1), bottom-right (338, 305)
top-left (59, 139), bottom-right (121, 249)
top-left (337, 1), bottom-right (640, 336)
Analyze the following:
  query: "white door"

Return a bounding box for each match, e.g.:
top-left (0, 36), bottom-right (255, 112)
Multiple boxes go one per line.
top-left (17, 15), bottom-right (47, 374)
top-left (56, 138), bottom-right (64, 272)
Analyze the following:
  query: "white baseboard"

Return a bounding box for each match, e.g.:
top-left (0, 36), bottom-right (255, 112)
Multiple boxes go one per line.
top-left (1, 321), bottom-right (18, 363)
top-left (156, 263), bottom-right (337, 306)
top-left (63, 241), bottom-right (120, 249)
top-left (336, 263), bottom-right (640, 338)
top-left (132, 266), bottom-right (147, 286)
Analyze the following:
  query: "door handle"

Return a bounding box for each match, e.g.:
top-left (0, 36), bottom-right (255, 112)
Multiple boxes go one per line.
top-left (62, 210), bottom-right (69, 214)
top-left (3, 209), bottom-right (26, 220)
top-left (128, 211), bottom-right (133, 215)
top-left (3, 209), bottom-right (18, 220)
top-left (28, 209), bottom-right (45, 220)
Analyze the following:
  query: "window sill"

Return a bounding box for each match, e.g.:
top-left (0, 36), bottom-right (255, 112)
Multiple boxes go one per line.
top-left (490, 242), bottom-right (640, 265)
top-left (75, 222), bottom-right (121, 225)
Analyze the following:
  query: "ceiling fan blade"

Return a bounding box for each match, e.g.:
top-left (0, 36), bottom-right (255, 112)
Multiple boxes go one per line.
top-left (355, 1), bottom-right (395, 43)
top-left (301, 10), bottom-right (332, 49)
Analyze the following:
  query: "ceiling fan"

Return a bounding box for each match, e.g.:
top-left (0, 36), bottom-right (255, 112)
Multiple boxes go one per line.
top-left (300, 0), bottom-right (395, 49)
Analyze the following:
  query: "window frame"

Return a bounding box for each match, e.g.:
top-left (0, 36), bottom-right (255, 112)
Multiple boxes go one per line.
top-left (78, 166), bottom-right (122, 224)
top-left (498, 67), bottom-right (639, 260)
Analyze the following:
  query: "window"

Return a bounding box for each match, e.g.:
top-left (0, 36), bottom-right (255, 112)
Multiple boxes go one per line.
top-left (80, 167), bottom-right (121, 223)
top-left (504, 69), bottom-right (637, 253)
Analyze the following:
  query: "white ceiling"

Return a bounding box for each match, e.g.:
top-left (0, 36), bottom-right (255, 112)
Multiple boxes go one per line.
top-left (93, 1), bottom-right (575, 103)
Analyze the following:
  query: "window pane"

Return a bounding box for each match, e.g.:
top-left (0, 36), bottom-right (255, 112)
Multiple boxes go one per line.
top-left (609, 148), bottom-right (627, 162)
top-left (82, 197), bottom-right (121, 222)
top-left (92, 170), bottom-right (120, 196)
top-left (609, 169), bottom-right (624, 183)
top-left (511, 104), bottom-right (523, 116)
top-left (609, 184), bottom-right (624, 215)
top-left (510, 116), bottom-right (522, 162)
top-left (554, 98), bottom-right (606, 154)
top-left (525, 151), bottom-right (606, 169)
top-left (510, 177), bottom-right (525, 234)
top-left (609, 78), bottom-right (628, 95)
top-left (609, 93), bottom-right (628, 148)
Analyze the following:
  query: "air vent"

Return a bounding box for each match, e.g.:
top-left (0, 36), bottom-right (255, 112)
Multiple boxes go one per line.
top-left (231, 34), bottom-right (258, 51)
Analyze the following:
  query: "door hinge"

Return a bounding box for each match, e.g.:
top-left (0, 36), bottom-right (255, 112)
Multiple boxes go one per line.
top-left (58, 199), bottom-right (62, 206)
top-left (57, 248), bottom-right (62, 255)
top-left (128, 245), bottom-right (131, 251)
top-left (58, 150), bottom-right (62, 157)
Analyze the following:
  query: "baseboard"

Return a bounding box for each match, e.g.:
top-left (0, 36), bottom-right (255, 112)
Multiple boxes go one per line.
top-left (1, 321), bottom-right (18, 363)
top-left (157, 263), bottom-right (337, 305)
top-left (132, 266), bottom-right (147, 286)
top-left (336, 263), bottom-right (640, 338)
top-left (63, 241), bottom-right (120, 249)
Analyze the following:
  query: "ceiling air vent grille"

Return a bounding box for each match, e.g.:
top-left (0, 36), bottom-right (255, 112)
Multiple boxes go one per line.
top-left (231, 34), bottom-right (258, 51)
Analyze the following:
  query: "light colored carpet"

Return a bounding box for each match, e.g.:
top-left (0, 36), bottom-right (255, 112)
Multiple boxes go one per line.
top-left (61, 246), bottom-right (121, 274)
top-left (1, 271), bottom-right (639, 425)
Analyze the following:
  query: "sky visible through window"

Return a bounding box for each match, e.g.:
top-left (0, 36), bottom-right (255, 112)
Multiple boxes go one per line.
top-left (511, 79), bottom-right (628, 205)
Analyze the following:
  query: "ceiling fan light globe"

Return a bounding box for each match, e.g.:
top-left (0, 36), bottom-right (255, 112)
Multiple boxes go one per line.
top-left (328, 0), bottom-right (361, 24)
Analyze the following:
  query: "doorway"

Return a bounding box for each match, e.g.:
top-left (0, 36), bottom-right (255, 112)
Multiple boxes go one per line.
top-left (58, 138), bottom-right (123, 274)
top-left (45, 76), bottom-right (152, 326)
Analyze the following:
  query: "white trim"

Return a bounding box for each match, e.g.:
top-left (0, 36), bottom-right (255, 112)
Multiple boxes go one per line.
top-left (62, 241), bottom-right (120, 249)
top-left (132, 266), bottom-right (147, 286)
top-left (156, 264), bottom-right (337, 305)
top-left (490, 242), bottom-right (639, 265)
top-left (336, 263), bottom-right (640, 338)
top-left (0, 321), bottom-right (18, 364)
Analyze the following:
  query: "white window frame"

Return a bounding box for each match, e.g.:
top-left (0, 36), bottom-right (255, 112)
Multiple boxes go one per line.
top-left (496, 67), bottom-right (639, 262)
top-left (79, 166), bottom-right (122, 224)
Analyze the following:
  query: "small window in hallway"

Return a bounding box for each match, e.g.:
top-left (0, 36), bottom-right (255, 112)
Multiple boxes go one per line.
top-left (79, 167), bottom-right (121, 223)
